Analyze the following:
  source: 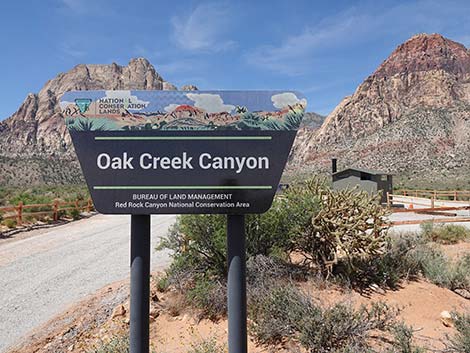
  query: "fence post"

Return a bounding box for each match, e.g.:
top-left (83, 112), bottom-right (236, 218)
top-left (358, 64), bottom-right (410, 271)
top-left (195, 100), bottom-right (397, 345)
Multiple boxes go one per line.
top-left (87, 198), bottom-right (92, 212)
top-left (75, 199), bottom-right (79, 211)
top-left (431, 197), bottom-right (435, 209)
top-left (386, 192), bottom-right (391, 208)
top-left (17, 202), bottom-right (23, 226)
top-left (53, 200), bottom-right (59, 221)
top-left (454, 191), bottom-right (457, 201)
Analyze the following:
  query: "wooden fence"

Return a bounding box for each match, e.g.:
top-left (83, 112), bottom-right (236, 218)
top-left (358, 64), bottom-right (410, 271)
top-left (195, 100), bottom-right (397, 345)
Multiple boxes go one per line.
top-left (0, 198), bottom-right (93, 226)
top-left (387, 192), bottom-right (470, 213)
top-left (399, 189), bottom-right (470, 201)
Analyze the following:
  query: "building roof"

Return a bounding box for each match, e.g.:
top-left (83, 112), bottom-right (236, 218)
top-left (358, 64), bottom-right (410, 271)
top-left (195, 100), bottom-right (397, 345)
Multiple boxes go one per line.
top-left (333, 167), bottom-right (392, 176)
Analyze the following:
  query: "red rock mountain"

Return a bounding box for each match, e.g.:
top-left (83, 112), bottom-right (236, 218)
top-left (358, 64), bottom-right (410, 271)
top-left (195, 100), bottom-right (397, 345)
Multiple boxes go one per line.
top-left (292, 34), bottom-right (470, 187)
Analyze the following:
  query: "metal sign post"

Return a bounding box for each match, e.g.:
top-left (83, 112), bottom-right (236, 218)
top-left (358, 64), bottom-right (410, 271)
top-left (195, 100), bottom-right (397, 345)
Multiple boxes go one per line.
top-left (62, 90), bottom-right (305, 353)
top-left (227, 215), bottom-right (247, 353)
top-left (130, 215), bottom-right (151, 353)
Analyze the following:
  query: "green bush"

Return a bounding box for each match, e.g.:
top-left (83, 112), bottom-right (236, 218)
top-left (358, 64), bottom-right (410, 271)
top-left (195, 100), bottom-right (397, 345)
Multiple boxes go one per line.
top-left (188, 337), bottom-right (226, 353)
top-left (340, 233), bottom-right (424, 289)
top-left (387, 323), bottom-right (425, 353)
top-left (446, 311), bottom-right (470, 353)
top-left (249, 284), bottom-right (308, 343)
top-left (186, 277), bottom-right (226, 320)
top-left (249, 282), bottom-right (397, 352)
top-left (57, 209), bottom-right (66, 220)
top-left (87, 335), bottom-right (129, 353)
top-left (155, 276), bottom-right (170, 292)
top-left (68, 208), bottom-right (81, 220)
top-left (4, 219), bottom-right (17, 229)
top-left (298, 301), bottom-right (396, 353)
top-left (291, 183), bottom-right (389, 276)
top-left (418, 248), bottom-right (470, 291)
top-left (158, 182), bottom-right (320, 283)
top-left (421, 222), bottom-right (470, 244)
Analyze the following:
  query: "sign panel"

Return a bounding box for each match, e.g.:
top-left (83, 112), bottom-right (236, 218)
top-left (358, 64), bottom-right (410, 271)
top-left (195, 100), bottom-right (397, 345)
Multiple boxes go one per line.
top-left (61, 90), bottom-right (306, 214)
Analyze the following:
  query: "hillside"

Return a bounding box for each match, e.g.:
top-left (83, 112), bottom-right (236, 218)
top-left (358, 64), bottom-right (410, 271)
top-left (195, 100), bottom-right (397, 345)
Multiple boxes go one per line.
top-left (291, 33), bottom-right (470, 187)
top-left (0, 58), bottom-right (181, 185)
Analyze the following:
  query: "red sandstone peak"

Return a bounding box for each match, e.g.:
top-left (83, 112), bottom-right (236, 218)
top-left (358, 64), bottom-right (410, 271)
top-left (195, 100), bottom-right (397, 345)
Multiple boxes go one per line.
top-left (373, 33), bottom-right (470, 78)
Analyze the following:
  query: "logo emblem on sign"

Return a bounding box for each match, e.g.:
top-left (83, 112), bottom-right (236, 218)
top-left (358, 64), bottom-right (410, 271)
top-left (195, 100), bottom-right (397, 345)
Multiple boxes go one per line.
top-left (75, 98), bottom-right (92, 113)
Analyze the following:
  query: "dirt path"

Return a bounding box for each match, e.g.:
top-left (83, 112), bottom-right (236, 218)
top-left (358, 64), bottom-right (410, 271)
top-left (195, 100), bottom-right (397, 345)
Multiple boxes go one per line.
top-left (0, 214), bottom-right (176, 353)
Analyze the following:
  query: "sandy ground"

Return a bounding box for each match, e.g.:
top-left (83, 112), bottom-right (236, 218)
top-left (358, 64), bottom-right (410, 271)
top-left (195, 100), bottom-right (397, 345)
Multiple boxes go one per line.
top-left (7, 275), bottom-right (468, 353)
top-left (0, 214), bottom-right (175, 353)
top-left (2, 210), bottom-right (470, 352)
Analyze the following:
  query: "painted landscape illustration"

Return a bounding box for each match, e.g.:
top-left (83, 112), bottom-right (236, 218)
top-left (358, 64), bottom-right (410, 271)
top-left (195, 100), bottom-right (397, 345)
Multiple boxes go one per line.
top-left (61, 91), bottom-right (307, 131)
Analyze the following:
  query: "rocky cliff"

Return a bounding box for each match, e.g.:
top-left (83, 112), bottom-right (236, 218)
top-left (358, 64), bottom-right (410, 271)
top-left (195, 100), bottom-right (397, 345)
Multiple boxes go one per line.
top-left (0, 58), bottom-right (185, 185)
top-left (292, 34), bottom-right (470, 187)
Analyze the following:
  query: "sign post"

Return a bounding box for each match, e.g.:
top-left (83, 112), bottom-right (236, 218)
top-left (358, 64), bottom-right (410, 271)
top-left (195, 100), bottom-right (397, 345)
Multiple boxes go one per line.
top-left (130, 215), bottom-right (151, 353)
top-left (227, 214), bottom-right (247, 352)
top-left (62, 90), bottom-right (305, 353)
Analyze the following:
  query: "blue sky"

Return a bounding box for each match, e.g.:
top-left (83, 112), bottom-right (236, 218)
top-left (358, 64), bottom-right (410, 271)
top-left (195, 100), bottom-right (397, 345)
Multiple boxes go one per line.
top-left (0, 0), bottom-right (469, 120)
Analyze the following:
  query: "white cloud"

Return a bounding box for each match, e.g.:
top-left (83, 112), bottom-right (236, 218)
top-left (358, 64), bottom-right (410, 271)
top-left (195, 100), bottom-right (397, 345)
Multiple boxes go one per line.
top-left (59, 100), bottom-right (74, 109)
top-left (60, 0), bottom-right (111, 15)
top-left (61, 0), bottom-right (86, 13)
top-left (186, 93), bottom-right (234, 113)
top-left (164, 104), bottom-right (180, 113)
top-left (171, 2), bottom-right (236, 52)
top-left (60, 42), bottom-right (87, 58)
top-left (101, 91), bottom-right (149, 110)
top-left (454, 34), bottom-right (470, 47)
top-left (271, 93), bottom-right (307, 109)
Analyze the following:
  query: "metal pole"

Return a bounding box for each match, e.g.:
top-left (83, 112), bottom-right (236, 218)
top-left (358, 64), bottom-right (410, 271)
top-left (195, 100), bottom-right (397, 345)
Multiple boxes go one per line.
top-left (130, 215), bottom-right (151, 353)
top-left (227, 215), bottom-right (247, 353)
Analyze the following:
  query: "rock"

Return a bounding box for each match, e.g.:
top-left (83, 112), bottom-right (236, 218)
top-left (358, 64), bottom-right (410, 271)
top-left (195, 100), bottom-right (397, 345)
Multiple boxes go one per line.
top-left (454, 288), bottom-right (470, 299)
top-left (111, 304), bottom-right (126, 318)
top-left (292, 33), bottom-right (470, 183)
top-left (0, 57), bottom-right (178, 186)
top-left (149, 304), bottom-right (161, 318)
top-left (369, 283), bottom-right (386, 294)
top-left (151, 292), bottom-right (160, 302)
top-left (181, 84), bottom-right (198, 91)
top-left (162, 82), bottom-right (177, 90)
top-left (440, 310), bottom-right (453, 327)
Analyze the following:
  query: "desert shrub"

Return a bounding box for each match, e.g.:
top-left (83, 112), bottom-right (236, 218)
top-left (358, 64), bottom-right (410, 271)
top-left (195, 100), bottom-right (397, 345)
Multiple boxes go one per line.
top-left (87, 335), bottom-right (129, 353)
top-left (418, 247), bottom-right (470, 291)
top-left (298, 301), bottom-right (396, 353)
top-left (186, 277), bottom-right (227, 320)
top-left (291, 184), bottom-right (389, 276)
top-left (68, 208), bottom-right (81, 220)
top-left (421, 222), bottom-right (470, 244)
top-left (445, 311), bottom-right (470, 353)
top-left (249, 284), bottom-right (310, 343)
top-left (247, 254), bottom-right (309, 286)
top-left (249, 282), bottom-right (397, 352)
top-left (387, 323), bottom-right (425, 353)
top-left (339, 233), bottom-right (424, 289)
top-left (188, 337), bottom-right (226, 353)
top-left (155, 276), bottom-right (170, 292)
top-left (4, 219), bottom-right (17, 229)
top-left (157, 182), bottom-right (320, 285)
top-left (9, 191), bottom-right (50, 206)
top-left (57, 209), bottom-right (67, 219)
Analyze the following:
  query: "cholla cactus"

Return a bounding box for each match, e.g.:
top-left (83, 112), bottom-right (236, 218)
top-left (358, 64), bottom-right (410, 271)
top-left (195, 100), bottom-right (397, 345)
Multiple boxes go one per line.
top-left (293, 181), bottom-right (390, 276)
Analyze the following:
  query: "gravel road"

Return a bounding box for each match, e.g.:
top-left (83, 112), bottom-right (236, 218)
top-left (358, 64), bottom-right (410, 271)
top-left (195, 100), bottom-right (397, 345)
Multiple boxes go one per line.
top-left (0, 214), bottom-right (175, 352)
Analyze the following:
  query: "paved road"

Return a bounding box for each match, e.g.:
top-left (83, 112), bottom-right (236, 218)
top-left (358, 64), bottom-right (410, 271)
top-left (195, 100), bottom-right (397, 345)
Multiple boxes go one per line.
top-left (0, 214), bottom-right (175, 353)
